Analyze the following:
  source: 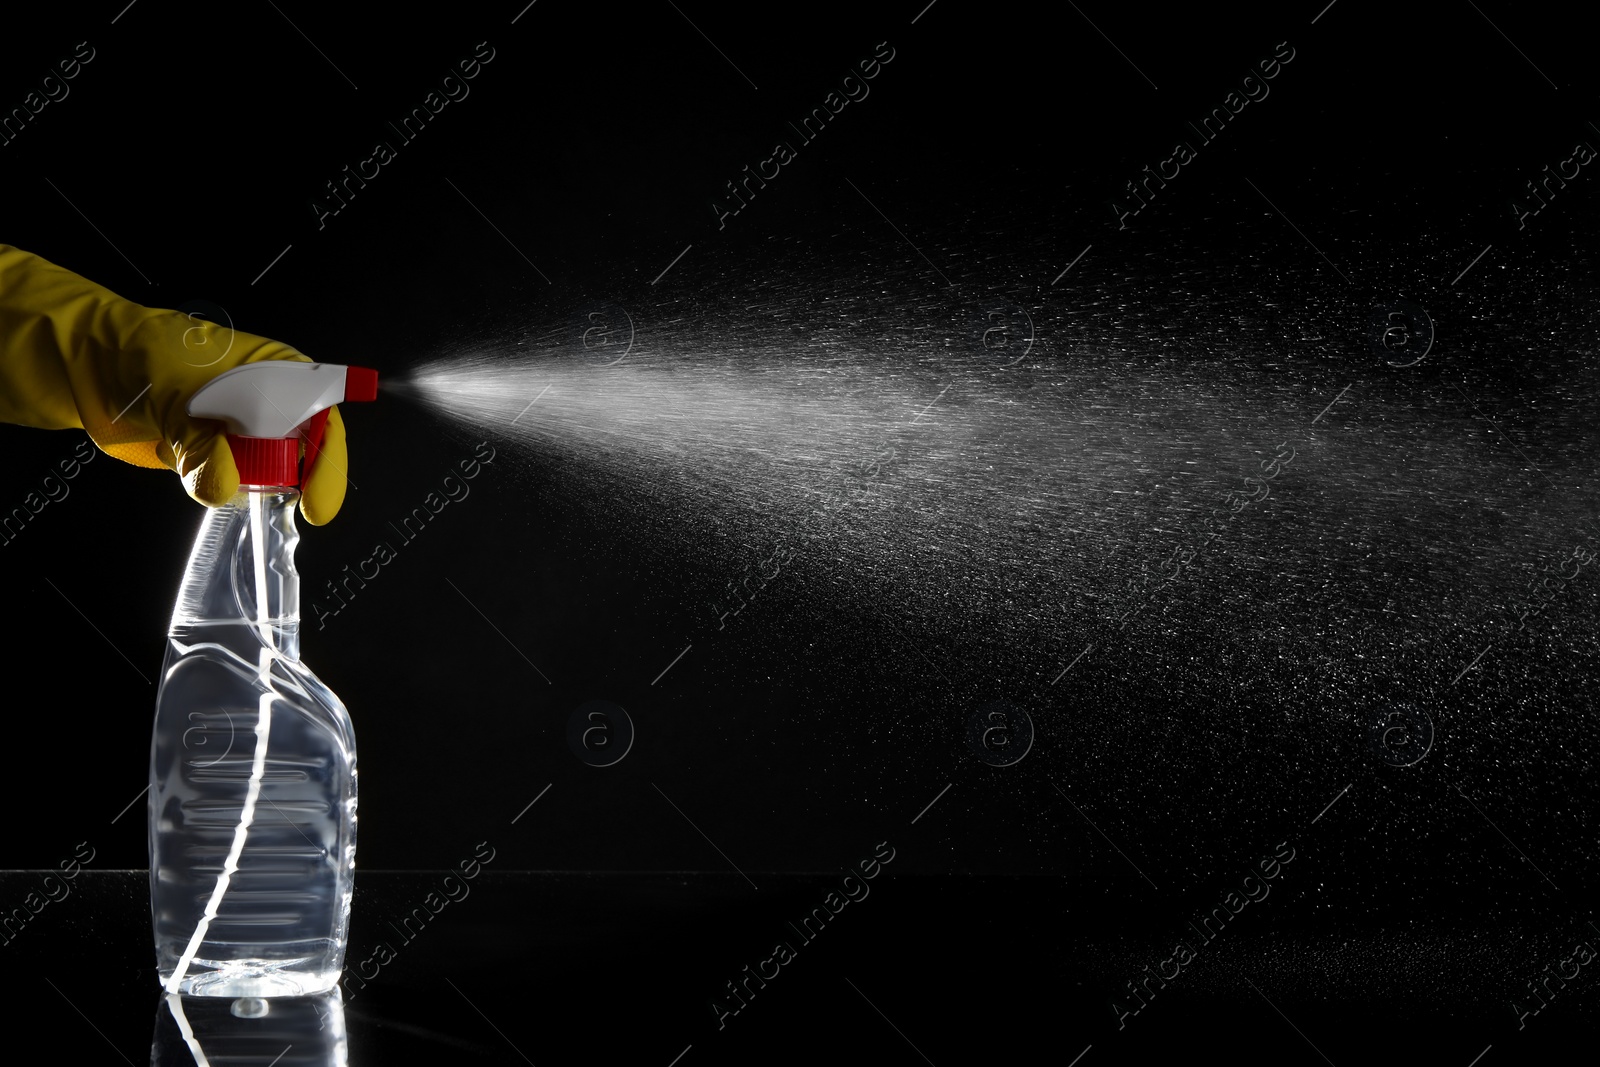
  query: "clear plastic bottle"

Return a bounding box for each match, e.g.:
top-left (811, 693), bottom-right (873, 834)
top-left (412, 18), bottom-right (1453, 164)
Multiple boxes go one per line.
top-left (149, 485), bottom-right (357, 996)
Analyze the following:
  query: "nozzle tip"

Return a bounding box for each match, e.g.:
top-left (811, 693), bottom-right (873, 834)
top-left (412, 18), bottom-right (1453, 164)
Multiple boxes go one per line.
top-left (345, 366), bottom-right (379, 402)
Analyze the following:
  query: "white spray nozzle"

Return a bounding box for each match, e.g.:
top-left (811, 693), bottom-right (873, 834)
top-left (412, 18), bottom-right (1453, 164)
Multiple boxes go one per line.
top-left (188, 362), bottom-right (376, 438)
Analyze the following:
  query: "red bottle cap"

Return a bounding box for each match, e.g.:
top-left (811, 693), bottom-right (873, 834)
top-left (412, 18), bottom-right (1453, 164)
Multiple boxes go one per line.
top-left (228, 434), bottom-right (301, 488)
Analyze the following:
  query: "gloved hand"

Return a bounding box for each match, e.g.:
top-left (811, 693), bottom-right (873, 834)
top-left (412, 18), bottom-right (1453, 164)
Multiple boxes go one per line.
top-left (0, 245), bottom-right (348, 524)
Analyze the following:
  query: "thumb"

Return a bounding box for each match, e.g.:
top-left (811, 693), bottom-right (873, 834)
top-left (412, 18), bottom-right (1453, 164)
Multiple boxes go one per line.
top-left (178, 433), bottom-right (239, 507)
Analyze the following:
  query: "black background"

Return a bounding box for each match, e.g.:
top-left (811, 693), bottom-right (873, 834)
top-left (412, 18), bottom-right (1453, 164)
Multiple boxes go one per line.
top-left (3, 1), bottom-right (1600, 1061)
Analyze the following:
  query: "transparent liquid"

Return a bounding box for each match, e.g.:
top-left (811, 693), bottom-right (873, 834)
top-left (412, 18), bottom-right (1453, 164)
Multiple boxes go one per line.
top-left (150, 490), bottom-right (357, 997)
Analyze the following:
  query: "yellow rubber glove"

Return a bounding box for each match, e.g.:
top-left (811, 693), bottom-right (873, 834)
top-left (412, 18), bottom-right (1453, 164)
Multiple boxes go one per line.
top-left (0, 245), bottom-right (347, 524)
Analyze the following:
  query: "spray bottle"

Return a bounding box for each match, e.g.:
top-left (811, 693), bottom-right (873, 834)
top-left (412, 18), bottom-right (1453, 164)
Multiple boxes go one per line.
top-left (149, 361), bottom-right (377, 997)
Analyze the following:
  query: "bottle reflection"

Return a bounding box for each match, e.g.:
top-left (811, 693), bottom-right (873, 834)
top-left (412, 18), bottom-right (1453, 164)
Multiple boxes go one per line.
top-left (151, 989), bottom-right (347, 1065)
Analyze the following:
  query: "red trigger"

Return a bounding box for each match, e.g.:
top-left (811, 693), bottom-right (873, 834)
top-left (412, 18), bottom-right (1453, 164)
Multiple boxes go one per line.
top-left (301, 407), bottom-right (333, 478)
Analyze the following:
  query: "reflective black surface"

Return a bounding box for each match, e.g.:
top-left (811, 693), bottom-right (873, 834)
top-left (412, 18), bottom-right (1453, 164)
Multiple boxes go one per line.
top-left (2, 870), bottom-right (1592, 1062)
